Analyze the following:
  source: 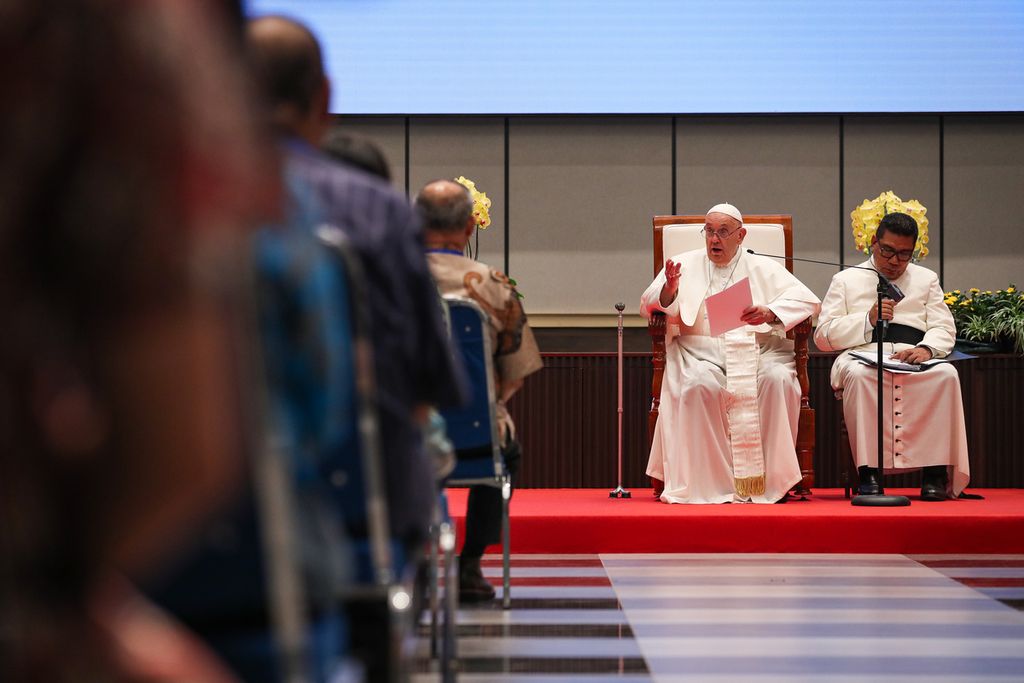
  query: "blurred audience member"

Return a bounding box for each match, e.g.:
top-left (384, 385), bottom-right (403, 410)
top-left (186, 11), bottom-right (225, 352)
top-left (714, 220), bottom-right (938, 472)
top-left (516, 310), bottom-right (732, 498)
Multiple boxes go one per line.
top-left (319, 131), bottom-right (456, 483)
top-left (0, 1), bottom-right (269, 681)
top-left (246, 16), bottom-right (465, 554)
top-left (322, 130), bottom-right (393, 183)
top-left (416, 179), bottom-right (543, 602)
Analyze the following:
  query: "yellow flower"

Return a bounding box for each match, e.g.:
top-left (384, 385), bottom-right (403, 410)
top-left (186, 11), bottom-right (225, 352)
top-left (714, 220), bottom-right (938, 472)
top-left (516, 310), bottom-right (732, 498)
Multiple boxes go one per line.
top-left (454, 176), bottom-right (491, 230)
top-left (970, 288), bottom-right (980, 293)
top-left (851, 191), bottom-right (930, 260)
top-left (1009, 287), bottom-right (1016, 293)
top-left (954, 290), bottom-right (961, 294)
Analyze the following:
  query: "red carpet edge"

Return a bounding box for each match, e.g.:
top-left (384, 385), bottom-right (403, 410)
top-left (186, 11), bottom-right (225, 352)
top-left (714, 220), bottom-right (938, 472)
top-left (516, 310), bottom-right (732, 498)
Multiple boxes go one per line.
top-left (446, 488), bottom-right (1024, 554)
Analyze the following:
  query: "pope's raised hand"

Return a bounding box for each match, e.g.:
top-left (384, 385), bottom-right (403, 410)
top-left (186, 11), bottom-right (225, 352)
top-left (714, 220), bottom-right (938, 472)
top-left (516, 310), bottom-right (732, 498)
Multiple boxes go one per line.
top-left (660, 259), bottom-right (682, 306)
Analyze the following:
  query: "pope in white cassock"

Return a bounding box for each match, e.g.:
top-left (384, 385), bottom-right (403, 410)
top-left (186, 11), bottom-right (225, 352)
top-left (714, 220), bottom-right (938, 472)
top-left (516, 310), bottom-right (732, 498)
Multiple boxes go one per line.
top-left (814, 211), bottom-right (970, 501)
top-left (641, 203), bottom-right (820, 504)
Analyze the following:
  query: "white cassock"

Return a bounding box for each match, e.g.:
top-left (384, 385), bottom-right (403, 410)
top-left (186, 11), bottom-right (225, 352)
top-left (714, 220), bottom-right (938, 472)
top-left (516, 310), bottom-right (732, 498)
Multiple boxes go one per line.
top-left (642, 249), bottom-right (820, 504)
top-left (814, 260), bottom-right (970, 496)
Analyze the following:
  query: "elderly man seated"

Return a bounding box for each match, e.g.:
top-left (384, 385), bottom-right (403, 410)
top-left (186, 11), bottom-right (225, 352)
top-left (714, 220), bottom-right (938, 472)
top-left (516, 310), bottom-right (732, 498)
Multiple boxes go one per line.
top-left (641, 203), bottom-right (820, 504)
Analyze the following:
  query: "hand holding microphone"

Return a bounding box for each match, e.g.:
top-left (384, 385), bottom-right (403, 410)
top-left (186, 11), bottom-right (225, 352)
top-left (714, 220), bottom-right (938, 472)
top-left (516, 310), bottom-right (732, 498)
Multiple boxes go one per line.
top-left (869, 297), bottom-right (897, 328)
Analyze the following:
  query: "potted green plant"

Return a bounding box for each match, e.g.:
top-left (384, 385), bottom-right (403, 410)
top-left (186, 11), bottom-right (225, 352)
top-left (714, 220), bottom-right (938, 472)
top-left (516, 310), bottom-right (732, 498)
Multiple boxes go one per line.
top-left (945, 286), bottom-right (1024, 354)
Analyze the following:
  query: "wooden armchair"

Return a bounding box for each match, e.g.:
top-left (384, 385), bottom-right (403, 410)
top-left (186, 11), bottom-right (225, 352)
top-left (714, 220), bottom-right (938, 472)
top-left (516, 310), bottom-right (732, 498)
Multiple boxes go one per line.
top-left (647, 215), bottom-right (815, 497)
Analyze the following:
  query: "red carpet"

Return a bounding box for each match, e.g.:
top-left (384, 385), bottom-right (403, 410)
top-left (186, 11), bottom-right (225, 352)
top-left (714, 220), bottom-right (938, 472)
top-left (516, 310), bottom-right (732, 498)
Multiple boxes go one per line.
top-left (446, 488), bottom-right (1024, 554)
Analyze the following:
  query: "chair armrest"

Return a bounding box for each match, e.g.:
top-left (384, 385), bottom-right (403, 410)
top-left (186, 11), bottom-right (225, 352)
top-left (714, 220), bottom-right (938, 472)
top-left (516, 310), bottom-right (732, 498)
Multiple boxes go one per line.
top-left (792, 316), bottom-right (812, 407)
top-left (792, 316), bottom-right (814, 494)
top-left (648, 311), bottom-right (666, 450)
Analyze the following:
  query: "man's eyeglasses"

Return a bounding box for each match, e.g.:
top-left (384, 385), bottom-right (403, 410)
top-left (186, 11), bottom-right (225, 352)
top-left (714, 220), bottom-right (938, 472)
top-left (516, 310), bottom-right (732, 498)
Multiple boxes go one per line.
top-left (701, 226), bottom-right (741, 240)
top-left (876, 243), bottom-right (915, 262)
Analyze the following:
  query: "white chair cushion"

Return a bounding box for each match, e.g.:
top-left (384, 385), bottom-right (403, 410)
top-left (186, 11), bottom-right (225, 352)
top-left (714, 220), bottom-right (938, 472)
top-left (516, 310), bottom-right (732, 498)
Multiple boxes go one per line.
top-left (662, 223), bottom-right (786, 265)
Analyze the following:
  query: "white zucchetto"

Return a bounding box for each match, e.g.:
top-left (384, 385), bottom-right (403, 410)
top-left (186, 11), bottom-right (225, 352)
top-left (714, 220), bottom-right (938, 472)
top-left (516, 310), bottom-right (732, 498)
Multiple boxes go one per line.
top-left (706, 202), bottom-right (743, 225)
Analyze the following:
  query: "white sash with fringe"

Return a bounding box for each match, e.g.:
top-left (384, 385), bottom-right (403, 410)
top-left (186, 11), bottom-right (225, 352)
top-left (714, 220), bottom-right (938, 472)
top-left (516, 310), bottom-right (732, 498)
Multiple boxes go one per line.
top-left (723, 329), bottom-right (766, 498)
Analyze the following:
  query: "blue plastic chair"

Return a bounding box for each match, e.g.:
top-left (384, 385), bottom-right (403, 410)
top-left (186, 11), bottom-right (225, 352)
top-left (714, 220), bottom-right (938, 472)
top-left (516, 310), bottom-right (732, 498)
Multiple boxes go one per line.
top-left (440, 296), bottom-right (512, 609)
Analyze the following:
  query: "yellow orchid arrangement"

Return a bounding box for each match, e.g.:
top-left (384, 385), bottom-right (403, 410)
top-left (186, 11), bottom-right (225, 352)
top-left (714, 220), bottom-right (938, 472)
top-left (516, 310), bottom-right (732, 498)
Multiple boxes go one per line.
top-left (454, 176), bottom-right (492, 230)
top-left (851, 190), bottom-right (929, 260)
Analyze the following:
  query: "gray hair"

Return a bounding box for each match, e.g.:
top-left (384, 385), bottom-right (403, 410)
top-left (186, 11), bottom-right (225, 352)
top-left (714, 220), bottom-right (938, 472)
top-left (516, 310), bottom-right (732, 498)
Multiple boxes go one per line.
top-left (415, 180), bottom-right (473, 232)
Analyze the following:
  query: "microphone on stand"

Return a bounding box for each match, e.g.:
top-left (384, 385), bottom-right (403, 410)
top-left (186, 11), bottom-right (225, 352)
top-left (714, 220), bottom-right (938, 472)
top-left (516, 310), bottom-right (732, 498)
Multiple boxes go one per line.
top-left (745, 249), bottom-right (905, 302)
top-left (745, 248), bottom-right (906, 334)
top-left (745, 248), bottom-right (911, 507)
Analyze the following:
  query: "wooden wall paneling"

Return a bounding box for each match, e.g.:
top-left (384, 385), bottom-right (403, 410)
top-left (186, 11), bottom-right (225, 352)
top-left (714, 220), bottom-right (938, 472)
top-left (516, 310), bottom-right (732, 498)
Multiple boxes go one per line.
top-left (624, 356), bottom-right (654, 488)
top-left (809, 355), bottom-right (845, 489)
top-left (508, 359), bottom-right (583, 487)
top-left (576, 355), bottom-right (653, 488)
top-left (509, 353), bottom-right (1021, 489)
top-left (580, 356), bottom-right (616, 487)
top-left (969, 355), bottom-right (1024, 487)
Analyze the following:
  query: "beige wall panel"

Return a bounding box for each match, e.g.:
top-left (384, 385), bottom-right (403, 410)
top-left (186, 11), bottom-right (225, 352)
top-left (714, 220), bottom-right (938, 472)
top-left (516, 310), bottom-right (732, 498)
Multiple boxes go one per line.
top-left (944, 116), bottom-right (1024, 293)
top-left (408, 118), bottom-right (506, 267)
top-left (676, 117), bottom-right (840, 299)
top-left (843, 116), bottom-right (940, 267)
top-left (507, 117), bottom-right (672, 316)
top-left (329, 116), bottom-right (406, 189)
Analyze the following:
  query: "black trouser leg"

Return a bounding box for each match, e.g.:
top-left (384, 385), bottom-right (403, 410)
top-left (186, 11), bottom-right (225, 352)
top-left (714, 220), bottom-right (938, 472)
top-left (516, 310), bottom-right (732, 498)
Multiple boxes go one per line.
top-left (460, 439), bottom-right (520, 558)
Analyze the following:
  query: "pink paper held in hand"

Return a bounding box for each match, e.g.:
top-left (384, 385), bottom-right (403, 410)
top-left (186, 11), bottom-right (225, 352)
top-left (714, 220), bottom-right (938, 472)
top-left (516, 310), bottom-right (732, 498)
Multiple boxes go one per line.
top-left (706, 277), bottom-right (753, 337)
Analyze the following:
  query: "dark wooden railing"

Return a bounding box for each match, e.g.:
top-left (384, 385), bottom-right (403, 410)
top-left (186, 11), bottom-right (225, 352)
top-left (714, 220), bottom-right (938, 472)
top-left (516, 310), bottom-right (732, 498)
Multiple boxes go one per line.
top-left (507, 352), bottom-right (1024, 489)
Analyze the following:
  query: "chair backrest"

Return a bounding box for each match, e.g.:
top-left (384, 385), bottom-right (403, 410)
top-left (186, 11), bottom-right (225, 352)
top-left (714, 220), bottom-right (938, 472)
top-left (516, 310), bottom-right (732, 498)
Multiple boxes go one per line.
top-left (440, 296), bottom-right (504, 485)
top-left (653, 214), bottom-right (794, 275)
top-left (316, 226), bottom-right (395, 585)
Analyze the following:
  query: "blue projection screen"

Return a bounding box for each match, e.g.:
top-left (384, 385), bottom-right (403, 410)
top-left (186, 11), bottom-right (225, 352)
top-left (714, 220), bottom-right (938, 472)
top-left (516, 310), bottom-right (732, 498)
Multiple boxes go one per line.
top-left (247, 0), bottom-right (1024, 115)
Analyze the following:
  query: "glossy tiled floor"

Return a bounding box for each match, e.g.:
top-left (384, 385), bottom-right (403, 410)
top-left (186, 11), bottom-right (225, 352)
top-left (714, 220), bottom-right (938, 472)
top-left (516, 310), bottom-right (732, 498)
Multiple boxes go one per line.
top-left (415, 554), bottom-right (1024, 682)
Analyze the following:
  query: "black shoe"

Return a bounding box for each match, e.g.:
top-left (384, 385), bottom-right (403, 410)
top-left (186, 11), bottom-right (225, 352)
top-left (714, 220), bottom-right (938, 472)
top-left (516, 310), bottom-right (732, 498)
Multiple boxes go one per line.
top-left (920, 466), bottom-right (949, 502)
top-left (458, 556), bottom-right (496, 603)
top-left (857, 466), bottom-right (880, 496)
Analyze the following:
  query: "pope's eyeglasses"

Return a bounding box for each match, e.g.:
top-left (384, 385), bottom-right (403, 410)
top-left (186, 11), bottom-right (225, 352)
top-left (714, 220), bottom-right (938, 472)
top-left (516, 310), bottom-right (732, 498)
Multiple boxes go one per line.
top-left (701, 226), bottom-right (741, 240)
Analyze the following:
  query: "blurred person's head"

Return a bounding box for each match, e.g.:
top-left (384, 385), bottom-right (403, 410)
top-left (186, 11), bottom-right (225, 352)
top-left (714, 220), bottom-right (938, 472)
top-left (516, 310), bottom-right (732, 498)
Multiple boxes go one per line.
top-left (246, 15), bottom-right (331, 145)
top-left (416, 180), bottom-right (475, 249)
top-left (322, 130), bottom-right (392, 182)
top-left (0, 0), bottom-right (269, 676)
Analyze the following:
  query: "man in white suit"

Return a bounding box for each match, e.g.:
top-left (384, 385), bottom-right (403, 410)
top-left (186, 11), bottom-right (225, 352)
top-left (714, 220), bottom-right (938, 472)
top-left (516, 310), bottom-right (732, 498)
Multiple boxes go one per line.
top-left (814, 212), bottom-right (970, 501)
top-left (641, 203), bottom-right (820, 504)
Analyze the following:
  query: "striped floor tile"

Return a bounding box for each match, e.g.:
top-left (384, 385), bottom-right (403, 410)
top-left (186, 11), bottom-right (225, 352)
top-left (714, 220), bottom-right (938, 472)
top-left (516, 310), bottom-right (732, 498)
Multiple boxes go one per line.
top-left (414, 553), bottom-right (1024, 682)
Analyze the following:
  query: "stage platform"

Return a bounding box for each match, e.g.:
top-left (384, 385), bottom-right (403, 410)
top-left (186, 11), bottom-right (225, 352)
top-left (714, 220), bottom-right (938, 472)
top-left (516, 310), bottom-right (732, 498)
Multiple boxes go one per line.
top-left (447, 488), bottom-right (1024, 555)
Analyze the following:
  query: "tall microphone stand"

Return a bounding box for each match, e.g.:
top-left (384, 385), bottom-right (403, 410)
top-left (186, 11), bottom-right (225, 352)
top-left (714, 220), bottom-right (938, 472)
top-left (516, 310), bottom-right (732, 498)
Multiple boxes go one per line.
top-left (746, 250), bottom-right (910, 507)
top-left (610, 302), bottom-right (631, 499)
top-left (851, 277), bottom-right (911, 506)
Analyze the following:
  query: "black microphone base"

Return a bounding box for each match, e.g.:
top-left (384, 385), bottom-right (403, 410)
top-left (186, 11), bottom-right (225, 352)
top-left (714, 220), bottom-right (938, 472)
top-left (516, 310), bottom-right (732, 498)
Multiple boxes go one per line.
top-left (851, 492), bottom-right (911, 507)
